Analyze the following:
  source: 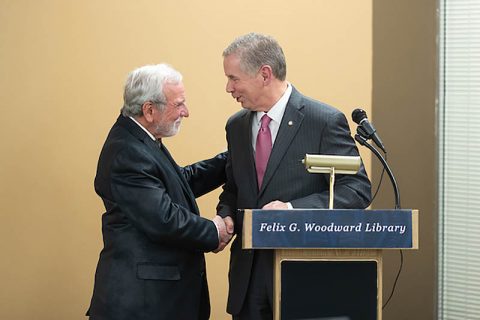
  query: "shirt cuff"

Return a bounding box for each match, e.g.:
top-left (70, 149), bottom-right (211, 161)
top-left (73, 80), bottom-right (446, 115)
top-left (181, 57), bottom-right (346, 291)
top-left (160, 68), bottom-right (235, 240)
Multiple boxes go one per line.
top-left (212, 219), bottom-right (220, 241)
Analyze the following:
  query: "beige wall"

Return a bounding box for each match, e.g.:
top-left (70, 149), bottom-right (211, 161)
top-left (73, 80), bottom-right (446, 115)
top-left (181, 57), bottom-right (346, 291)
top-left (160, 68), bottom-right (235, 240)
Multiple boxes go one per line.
top-left (0, 1), bottom-right (372, 319)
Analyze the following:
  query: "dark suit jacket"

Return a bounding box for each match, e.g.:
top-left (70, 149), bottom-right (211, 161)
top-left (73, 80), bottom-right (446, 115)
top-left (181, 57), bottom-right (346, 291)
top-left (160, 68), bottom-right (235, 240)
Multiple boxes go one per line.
top-left (88, 115), bottom-right (226, 320)
top-left (217, 87), bottom-right (372, 315)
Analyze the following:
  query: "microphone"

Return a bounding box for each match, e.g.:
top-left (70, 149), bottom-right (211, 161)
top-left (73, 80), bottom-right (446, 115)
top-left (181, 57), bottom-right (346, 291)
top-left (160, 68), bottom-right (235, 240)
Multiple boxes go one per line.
top-left (352, 108), bottom-right (386, 153)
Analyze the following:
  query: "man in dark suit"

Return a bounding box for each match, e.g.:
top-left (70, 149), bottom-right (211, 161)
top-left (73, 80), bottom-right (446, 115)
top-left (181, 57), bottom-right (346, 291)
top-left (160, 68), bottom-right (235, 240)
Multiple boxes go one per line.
top-left (216, 33), bottom-right (372, 319)
top-left (87, 64), bottom-right (232, 320)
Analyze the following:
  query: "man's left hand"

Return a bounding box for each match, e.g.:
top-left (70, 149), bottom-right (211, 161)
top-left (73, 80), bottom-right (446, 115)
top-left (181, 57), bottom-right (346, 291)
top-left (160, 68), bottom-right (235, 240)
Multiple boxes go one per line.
top-left (262, 200), bottom-right (289, 210)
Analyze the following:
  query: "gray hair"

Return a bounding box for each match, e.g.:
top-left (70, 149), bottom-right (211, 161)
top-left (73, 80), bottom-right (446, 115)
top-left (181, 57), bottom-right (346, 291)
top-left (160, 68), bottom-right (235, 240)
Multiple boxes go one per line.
top-left (223, 32), bottom-right (286, 81)
top-left (121, 64), bottom-right (183, 117)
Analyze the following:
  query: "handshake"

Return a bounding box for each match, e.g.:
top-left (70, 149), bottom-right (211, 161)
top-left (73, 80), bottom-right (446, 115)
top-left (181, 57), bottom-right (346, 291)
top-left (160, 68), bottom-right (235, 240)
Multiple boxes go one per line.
top-left (212, 215), bottom-right (234, 253)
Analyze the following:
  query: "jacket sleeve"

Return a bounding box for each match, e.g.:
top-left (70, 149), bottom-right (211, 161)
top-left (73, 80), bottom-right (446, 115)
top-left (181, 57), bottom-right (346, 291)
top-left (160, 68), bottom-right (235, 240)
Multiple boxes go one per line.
top-left (216, 148), bottom-right (238, 219)
top-left (181, 151), bottom-right (228, 198)
top-left (110, 145), bottom-right (219, 252)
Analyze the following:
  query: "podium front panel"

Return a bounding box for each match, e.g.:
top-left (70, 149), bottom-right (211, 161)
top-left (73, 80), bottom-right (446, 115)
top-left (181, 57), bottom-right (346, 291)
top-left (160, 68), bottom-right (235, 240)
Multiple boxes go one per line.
top-left (274, 249), bottom-right (382, 320)
top-left (280, 260), bottom-right (377, 320)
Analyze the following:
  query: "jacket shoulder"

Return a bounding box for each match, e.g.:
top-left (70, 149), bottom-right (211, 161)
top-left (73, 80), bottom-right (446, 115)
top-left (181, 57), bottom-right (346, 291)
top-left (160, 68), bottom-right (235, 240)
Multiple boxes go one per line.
top-left (301, 96), bottom-right (342, 117)
top-left (289, 87), bottom-right (342, 116)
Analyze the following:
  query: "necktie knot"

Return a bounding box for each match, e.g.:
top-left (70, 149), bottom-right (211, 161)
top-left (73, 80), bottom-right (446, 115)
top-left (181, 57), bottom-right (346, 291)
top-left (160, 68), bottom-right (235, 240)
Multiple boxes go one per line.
top-left (260, 114), bottom-right (272, 129)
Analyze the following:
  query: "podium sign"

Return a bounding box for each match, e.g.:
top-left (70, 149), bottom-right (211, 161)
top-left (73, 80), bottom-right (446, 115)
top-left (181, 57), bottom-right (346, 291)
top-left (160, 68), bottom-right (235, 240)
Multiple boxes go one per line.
top-left (243, 209), bottom-right (418, 249)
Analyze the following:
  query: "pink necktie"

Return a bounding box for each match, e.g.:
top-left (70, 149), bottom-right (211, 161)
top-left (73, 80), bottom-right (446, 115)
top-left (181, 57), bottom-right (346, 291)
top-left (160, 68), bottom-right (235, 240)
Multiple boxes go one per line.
top-left (255, 114), bottom-right (272, 189)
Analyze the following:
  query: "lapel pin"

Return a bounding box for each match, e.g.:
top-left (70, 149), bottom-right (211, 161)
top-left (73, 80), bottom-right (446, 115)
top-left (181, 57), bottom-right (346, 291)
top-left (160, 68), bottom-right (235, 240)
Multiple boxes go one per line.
top-left (288, 120), bottom-right (293, 126)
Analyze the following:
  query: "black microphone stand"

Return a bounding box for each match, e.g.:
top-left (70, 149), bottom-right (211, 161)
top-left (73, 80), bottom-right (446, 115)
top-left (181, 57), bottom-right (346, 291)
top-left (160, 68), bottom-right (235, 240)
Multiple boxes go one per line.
top-left (355, 132), bottom-right (404, 310)
top-left (354, 134), bottom-right (401, 209)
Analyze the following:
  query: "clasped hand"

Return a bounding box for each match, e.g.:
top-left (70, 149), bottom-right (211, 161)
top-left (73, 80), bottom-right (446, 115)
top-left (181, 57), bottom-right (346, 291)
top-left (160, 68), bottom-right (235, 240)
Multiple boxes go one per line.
top-left (212, 215), bottom-right (234, 253)
top-left (211, 201), bottom-right (287, 254)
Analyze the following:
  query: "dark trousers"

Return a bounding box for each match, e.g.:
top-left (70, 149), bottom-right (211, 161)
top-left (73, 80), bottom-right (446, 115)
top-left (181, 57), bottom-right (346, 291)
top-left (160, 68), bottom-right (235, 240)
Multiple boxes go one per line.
top-left (233, 250), bottom-right (274, 320)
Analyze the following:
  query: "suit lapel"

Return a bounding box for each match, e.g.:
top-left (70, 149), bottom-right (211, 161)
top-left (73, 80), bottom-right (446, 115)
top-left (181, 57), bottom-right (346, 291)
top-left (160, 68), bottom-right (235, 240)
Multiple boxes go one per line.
top-left (117, 115), bottom-right (199, 214)
top-left (240, 111), bottom-right (259, 195)
top-left (259, 89), bottom-right (304, 195)
top-left (159, 143), bottom-right (200, 214)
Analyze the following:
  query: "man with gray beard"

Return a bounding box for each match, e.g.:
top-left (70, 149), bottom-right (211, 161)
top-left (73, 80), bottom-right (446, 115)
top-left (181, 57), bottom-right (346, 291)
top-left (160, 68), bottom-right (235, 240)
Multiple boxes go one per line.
top-left (87, 63), bottom-right (231, 320)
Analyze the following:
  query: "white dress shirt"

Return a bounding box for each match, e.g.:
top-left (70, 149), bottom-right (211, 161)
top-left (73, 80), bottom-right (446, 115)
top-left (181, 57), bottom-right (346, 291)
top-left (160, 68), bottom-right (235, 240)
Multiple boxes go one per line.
top-left (251, 83), bottom-right (292, 151)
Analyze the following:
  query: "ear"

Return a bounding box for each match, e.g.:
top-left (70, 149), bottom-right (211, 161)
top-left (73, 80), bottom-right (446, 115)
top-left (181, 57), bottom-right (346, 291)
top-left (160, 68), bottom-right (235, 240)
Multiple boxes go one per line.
top-left (259, 65), bottom-right (273, 85)
top-left (142, 102), bottom-right (155, 123)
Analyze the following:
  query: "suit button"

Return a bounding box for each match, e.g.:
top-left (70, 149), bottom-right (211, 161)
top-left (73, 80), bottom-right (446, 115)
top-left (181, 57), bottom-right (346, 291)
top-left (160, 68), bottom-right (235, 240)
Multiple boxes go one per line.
top-left (200, 271), bottom-right (205, 277)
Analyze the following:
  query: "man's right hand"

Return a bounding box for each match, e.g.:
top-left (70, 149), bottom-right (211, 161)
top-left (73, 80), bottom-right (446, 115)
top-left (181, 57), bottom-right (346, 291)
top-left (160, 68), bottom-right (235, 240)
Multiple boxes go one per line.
top-left (223, 216), bottom-right (234, 235)
top-left (212, 215), bottom-right (233, 253)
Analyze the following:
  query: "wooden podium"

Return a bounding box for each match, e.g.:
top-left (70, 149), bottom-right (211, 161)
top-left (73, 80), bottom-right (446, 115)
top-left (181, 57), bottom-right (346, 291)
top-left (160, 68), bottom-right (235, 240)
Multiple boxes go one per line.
top-left (243, 209), bottom-right (419, 320)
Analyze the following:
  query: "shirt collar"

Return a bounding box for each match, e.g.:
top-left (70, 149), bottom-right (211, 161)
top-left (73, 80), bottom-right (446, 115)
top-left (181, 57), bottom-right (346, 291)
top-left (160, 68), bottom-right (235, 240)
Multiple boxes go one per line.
top-left (254, 83), bottom-right (292, 124)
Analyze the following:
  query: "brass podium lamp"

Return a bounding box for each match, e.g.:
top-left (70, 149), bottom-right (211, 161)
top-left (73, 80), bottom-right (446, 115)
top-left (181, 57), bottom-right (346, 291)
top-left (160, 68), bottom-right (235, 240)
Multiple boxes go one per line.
top-left (302, 154), bottom-right (361, 209)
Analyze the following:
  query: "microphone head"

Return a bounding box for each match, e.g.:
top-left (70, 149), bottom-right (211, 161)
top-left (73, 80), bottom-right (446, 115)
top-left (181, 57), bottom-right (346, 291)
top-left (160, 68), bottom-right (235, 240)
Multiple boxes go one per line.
top-left (352, 108), bottom-right (367, 124)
